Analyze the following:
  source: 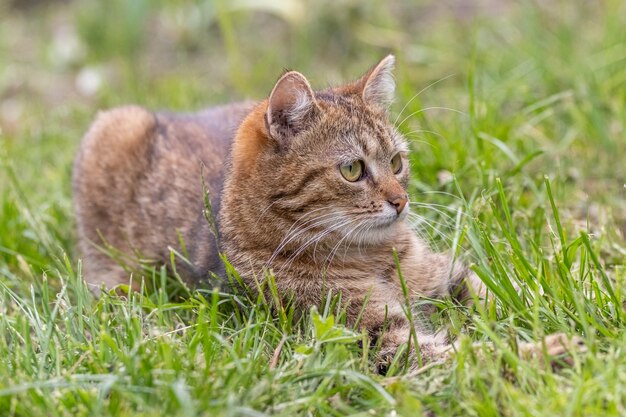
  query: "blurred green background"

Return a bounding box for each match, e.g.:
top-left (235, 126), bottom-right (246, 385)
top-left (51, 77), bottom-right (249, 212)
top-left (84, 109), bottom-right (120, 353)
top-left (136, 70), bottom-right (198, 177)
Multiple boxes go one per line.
top-left (0, 0), bottom-right (624, 283)
top-left (1, 2), bottom-right (626, 415)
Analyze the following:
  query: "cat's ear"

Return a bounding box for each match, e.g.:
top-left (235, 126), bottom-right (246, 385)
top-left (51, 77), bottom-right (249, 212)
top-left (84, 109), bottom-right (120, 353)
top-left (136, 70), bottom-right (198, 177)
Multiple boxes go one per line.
top-left (356, 54), bottom-right (396, 108)
top-left (266, 71), bottom-right (319, 142)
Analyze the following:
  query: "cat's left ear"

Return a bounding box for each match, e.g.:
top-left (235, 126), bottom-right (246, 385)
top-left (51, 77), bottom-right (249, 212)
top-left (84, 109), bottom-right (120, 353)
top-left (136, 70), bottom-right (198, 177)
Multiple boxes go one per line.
top-left (356, 54), bottom-right (396, 108)
top-left (266, 71), bottom-right (319, 143)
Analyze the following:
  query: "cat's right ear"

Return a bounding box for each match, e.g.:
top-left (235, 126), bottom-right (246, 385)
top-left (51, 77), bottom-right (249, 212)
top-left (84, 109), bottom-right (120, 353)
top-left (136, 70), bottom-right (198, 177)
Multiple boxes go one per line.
top-left (354, 54), bottom-right (396, 108)
top-left (265, 71), bottom-right (319, 143)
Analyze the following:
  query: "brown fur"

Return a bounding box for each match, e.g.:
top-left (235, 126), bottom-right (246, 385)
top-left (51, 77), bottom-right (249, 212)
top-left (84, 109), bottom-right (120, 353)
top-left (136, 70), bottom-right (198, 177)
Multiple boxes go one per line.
top-left (74, 102), bottom-right (253, 290)
top-left (75, 56), bottom-right (576, 370)
top-left (218, 57), bottom-right (481, 368)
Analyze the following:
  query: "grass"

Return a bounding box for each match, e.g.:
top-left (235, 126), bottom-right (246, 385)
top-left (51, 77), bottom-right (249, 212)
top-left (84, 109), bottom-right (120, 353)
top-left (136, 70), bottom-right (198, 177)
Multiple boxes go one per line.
top-left (1, 0), bottom-right (625, 415)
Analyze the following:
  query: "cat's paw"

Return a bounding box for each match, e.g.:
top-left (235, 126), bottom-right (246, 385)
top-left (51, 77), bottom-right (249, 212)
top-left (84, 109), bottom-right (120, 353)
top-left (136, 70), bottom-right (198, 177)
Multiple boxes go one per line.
top-left (374, 345), bottom-right (397, 375)
top-left (519, 333), bottom-right (586, 367)
top-left (375, 343), bottom-right (452, 375)
top-left (373, 330), bottom-right (452, 374)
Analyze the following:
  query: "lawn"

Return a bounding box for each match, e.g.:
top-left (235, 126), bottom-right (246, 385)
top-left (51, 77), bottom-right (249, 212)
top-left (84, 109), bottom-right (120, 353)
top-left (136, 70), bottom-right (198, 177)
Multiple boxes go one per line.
top-left (1, 0), bottom-right (625, 415)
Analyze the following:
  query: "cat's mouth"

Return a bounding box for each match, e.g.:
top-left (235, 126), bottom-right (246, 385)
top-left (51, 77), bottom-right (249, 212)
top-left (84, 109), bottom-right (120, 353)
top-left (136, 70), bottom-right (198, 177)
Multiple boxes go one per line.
top-left (365, 206), bottom-right (409, 230)
top-left (325, 206), bottom-right (408, 245)
top-left (337, 211), bottom-right (406, 246)
top-left (380, 203), bottom-right (409, 224)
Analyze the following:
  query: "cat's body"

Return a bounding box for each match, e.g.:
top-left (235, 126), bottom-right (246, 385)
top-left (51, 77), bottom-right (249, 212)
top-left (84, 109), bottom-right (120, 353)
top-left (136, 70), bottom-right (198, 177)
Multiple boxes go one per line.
top-left (76, 56), bottom-right (563, 369)
top-left (74, 102), bottom-right (253, 288)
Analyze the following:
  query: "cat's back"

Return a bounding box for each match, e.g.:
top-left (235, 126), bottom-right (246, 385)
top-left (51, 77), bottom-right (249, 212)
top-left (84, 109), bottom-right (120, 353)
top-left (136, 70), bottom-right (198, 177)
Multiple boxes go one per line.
top-left (156, 102), bottom-right (255, 158)
top-left (73, 101), bottom-right (253, 290)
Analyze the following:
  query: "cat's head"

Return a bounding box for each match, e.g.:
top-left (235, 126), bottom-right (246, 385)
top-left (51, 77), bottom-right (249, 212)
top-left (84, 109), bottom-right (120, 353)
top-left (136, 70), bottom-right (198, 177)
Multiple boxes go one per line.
top-left (228, 55), bottom-right (410, 251)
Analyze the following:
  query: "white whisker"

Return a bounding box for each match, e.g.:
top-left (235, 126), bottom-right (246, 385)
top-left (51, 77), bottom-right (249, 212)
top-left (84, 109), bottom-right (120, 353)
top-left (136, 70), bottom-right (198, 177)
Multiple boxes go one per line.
top-left (408, 213), bottom-right (453, 246)
top-left (397, 106), bottom-right (466, 129)
top-left (254, 198), bottom-right (285, 227)
top-left (415, 190), bottom-right (463, 200)
top-left (279, 217), bottom-right (356, 273)
top-left (267, 211), bottom-right (345, 265)
top-left (409, 202), bottom-right (466, 222)
top-left (324, 219), bottom-right (366, 270)
top-left (393, 74), bottom-right (457, 126)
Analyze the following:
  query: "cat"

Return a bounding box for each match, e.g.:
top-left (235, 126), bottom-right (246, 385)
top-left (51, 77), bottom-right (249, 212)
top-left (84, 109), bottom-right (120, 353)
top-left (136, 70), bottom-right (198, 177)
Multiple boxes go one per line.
top-left (73, 55), bottom-right (580, 370)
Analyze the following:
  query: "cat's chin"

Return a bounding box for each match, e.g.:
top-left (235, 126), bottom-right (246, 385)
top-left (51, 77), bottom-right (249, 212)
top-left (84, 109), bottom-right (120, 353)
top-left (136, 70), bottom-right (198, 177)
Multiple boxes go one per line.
top-left (356, 222), bottom-right (403, 245)
top-left (375, 205), bottom-right (409, 228)
top-left (372, 213), bottom-right (406, 228)
top-left (348, 213), bottom-right (408, 245)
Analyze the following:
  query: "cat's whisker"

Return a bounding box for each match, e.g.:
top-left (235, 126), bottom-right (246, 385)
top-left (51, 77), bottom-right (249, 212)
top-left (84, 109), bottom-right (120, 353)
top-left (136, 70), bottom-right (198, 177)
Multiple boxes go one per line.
top-left (289, 217), bottom-right (358, 269)
top-left (281, 206), bottom-right (336, 243)
top-left (409, 222), bottom-right (447, 245)
top-left (268, 212), bottom-right (346, 265)
top-left (410, 201), bottom-right (462, 209)
top-left (324, 219), bottom-right (366, 270)
top-left (273, 207), bottom-right (335, 246)
top-left (254, 198), bottom-right (286, 226)
top-left (342, 219), bottom-right (375, 266)
top-left (278, 211), bottom-right (342, 246)
top-left (409, 206), bottom-right (456, 225)
top-left (290, 215), bottom-right (353, 253)
top-left (340, 220), bottom-right (371, 264)
top-left (408, 212), bottom-right (481, 264)
top-left (308, 214), bottom-right (369, 263)
top-left (397, 106), bottom-right (466, 129)
top-left (354, 221), bottom-right (373, 258)
top-left (403, 128), bottom-right (446, 140)
top-left (269, 215), bottom-right (345, 266)
top-left (408, 219), bottom-right (445, 249)
top-left (409, 202), bottom-right (464, 222)
top-left (407, 213), bottom-right (454, 247)
top-left (409, 204), bottom-right (471, 245)
top-left (402, 128), bottom-right (448, 148)
top-left (312, 218), bottom-right (349, 261)
top-left (402, 135), bottom-right (435, 147)
top-left (416, 190), bottom-right (463, 200)
top-left (335, 222), bottom-right (365, 267)
top-left (393, 73), bottom-right (457, 126)
top-left (276, 206), bottom-right (333, 240)
top-left (402, 135), bottom-right (433, 147)
top-left (279, 217), bottom-right (356, 272)
top-left (294, 218), bottom-right (353, 261)
top-left (408, 211), bottom-right (454, 231)
top-left (410, 201), bottom-right (465, 211)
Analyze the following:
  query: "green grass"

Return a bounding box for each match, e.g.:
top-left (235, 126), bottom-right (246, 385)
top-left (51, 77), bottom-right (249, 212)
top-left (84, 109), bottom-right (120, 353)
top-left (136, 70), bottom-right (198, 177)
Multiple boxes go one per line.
top-left (1, 0), bottom-right (625, 415)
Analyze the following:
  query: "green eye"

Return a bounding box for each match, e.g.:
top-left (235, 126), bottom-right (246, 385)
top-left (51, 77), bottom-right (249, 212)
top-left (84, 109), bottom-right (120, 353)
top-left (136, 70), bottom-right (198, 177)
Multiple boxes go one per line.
top-left (340, 160), bottom-right (364, 182)
top-left (391, 153), bottom-right (402, 174)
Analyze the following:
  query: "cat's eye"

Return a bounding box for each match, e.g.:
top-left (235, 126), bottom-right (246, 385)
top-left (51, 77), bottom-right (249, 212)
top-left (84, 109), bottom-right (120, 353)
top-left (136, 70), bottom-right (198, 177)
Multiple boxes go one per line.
top-left (391, 153), bottom-right (402, 174)
top-left (340, 160), bottom-right (364, 182)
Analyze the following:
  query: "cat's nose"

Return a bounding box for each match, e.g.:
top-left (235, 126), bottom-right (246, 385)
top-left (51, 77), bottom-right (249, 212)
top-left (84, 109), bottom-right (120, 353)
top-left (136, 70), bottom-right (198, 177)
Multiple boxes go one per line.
top-left (387, 194), bottom-right (407, 215)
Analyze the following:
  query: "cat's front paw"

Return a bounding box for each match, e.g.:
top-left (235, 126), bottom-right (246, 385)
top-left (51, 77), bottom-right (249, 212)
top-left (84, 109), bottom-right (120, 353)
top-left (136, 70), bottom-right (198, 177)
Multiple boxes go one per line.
top-left (519, 333), bottom-right (586, 367)
top-left (374, 330), bottom-right (452, 374)
top-left (374, 343), bottom-right (399, 375)
top-left (373, 327), bottom-right (412, 374)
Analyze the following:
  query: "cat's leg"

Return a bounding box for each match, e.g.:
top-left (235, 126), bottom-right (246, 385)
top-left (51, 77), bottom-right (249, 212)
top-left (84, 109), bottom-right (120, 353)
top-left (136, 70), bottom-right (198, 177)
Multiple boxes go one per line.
top-left (394, 245), bottom-right (487, 304)
top-left (375, 322), bottom-right (452, 373)
top-left (270, 277), bottom-right (453, 372)
top-left (77, 234), bottom-right (141, 295)
top-left (445, 259), bottom-right (489, 304)
top-left (338, 281), bottom-right (453, 373)
top-left (399, 235), bottom-right (488, 305)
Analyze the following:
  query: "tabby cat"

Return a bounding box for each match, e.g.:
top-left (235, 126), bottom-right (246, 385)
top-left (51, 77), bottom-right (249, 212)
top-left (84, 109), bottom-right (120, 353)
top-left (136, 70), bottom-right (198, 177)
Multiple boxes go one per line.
top-left (73, 55), bottom-right (578, 370)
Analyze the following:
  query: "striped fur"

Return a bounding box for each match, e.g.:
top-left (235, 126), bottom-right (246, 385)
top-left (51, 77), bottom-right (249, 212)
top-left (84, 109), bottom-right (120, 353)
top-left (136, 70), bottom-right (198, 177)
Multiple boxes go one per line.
top-left (74, 56), bottom-right (484, 370)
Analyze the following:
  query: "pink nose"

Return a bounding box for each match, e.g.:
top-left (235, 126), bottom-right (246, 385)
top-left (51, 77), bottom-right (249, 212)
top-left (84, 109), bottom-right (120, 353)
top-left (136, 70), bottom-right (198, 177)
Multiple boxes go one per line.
top-left (387, 195), bottom-right (407, 214)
